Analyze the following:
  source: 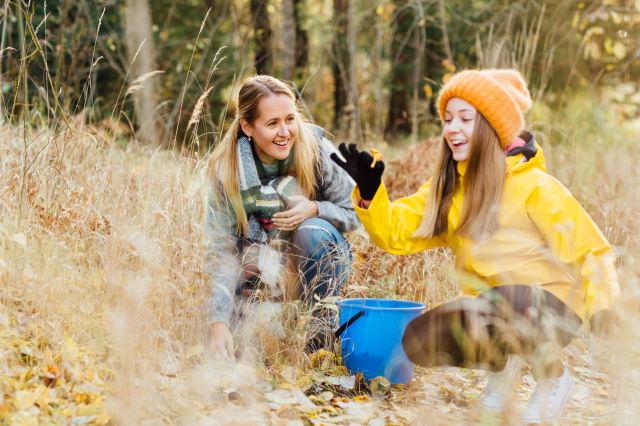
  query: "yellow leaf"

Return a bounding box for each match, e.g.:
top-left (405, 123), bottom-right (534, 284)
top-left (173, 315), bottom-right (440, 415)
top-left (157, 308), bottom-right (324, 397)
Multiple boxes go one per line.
top-left (612, 41), bottom-right (627, 60)
top-left (8, 412), bottom-right (38, 426)
top-left (584, 41), bottom-right (602, 60)
top-left (76, 401), bottom-right (110, 425)
top-left (35, 385), bottom-right (50, 410)
top-left (583, 26), bottom-right (605, 41)
top-left (423, 84), bottom-right (433, 99)
top-left (12, 390), bottom-right (35, 411)
top-left (604, 37), bottom-right (613, 54)
top-left (376, 5), bottom-right (383, 16)
top-left (354, 395), bottom-right (369, 402)
top-left (610, 11), bottom-right (622, 24)
top-left (571, 13), bottom-right (580, 28)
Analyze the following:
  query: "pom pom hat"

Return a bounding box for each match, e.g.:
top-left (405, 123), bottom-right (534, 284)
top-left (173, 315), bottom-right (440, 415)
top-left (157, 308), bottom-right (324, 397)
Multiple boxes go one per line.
top-left (437, 69), bottom-right (532, 148)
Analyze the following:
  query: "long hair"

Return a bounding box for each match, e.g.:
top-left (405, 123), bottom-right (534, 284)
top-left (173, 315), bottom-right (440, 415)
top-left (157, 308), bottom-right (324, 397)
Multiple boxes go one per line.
top-left (413, 114), bottom-right (506, 240)
top-left (208, 75), bottom-right (319, 234)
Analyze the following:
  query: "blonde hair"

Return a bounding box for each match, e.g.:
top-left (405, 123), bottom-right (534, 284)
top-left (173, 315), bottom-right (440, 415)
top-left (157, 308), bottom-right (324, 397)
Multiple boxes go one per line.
top-left (413, 114), bottom-right (505, 240)
top-left (208, 75), bottom-right (320, 234)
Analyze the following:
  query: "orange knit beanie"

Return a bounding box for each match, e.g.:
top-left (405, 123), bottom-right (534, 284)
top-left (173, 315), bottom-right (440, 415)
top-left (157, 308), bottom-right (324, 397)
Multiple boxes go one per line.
top-left (437, 69), bottom-right (532, 148)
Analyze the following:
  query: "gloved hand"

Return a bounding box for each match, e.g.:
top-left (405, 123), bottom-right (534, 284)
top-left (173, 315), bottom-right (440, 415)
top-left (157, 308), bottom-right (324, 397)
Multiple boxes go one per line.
top-left (330, 143), bottom-right (385, 201)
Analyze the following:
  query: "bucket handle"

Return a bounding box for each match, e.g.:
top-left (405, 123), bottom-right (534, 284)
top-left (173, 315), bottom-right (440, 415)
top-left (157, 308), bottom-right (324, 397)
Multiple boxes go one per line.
top-left (334, 310), bottom-right (365, 338)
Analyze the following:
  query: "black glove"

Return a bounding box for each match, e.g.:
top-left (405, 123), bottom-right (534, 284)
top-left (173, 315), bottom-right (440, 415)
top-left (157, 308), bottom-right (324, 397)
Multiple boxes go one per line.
top-left (590, 309), bottom-right (619, 337)
top-left (330, 143), bottom-right (385, 201)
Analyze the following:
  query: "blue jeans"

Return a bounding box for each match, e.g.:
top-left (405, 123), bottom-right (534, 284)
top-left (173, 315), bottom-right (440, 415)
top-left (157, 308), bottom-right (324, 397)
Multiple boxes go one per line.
top-left (291, 218), bottom-right (352, 303)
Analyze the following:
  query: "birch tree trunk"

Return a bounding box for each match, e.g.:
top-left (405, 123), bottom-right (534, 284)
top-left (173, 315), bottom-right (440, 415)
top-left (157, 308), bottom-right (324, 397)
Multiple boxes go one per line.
top-left (125, 0), bottom-right (161, 145)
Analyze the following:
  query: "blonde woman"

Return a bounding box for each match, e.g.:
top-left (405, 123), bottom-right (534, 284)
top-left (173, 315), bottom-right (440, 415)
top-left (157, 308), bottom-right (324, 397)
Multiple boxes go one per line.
top-left (332, 69), bottom-right (619, 423)
top-left (206, 75), bottom-right (358, 358)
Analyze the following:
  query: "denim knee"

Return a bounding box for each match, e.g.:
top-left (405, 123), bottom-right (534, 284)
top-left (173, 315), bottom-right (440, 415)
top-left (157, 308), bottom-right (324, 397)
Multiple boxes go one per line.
top-left (291, 218), bottom-right (352, 300)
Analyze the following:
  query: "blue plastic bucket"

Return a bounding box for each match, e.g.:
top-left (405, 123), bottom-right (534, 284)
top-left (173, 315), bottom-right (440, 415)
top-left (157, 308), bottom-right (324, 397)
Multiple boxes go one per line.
top-left (335, 298), bottom-right (425, 384)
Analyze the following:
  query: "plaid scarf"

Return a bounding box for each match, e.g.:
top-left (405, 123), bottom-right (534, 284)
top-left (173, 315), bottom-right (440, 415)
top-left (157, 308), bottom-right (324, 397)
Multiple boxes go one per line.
top-left (237, 134), bottom-right (302, 243)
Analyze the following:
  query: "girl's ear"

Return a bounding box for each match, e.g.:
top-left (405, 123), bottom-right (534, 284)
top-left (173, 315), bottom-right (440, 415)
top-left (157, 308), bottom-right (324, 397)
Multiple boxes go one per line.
top-left (240, 119), bottom-right (252, 137)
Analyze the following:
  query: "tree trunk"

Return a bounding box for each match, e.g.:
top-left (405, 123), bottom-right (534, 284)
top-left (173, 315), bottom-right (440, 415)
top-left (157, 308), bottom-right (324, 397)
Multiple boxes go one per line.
top-left (347, 0), bottom-right (360, 143)
top-left (125, 0), bottom-right (161, 145)
top-left (294, 0), bottom-right (308, 72)
top-left (251, 0), bottom-right (272, 74)
top-left (437, 0), bottom-right (453, 64)
top-left (332, 0), bottom-right (348, 131)
top-left (373, 0), bottom-right (386, 136)
top-left (411, 0), bottom-right (427, 144)
top-left (282, 0), bottom-right (295, 80)
top-left (386, 0), bottom-right (414, 138)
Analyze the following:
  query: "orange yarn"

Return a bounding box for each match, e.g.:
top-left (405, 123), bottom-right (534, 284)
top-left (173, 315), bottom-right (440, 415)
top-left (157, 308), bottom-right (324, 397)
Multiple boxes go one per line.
top-left (437, 69), bottom-right (532, 148)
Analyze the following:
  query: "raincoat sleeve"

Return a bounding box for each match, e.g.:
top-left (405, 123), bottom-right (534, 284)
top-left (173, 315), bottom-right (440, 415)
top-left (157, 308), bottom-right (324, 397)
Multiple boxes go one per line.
top-left (526, 174), bottom-right (620, 317)
top-left (352, 180), bottom-right (446, 255)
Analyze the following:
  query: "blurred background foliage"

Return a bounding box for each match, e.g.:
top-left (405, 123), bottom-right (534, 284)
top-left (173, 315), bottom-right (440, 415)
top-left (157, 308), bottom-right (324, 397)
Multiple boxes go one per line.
top-left (0, 0), bottom-right (638, 148)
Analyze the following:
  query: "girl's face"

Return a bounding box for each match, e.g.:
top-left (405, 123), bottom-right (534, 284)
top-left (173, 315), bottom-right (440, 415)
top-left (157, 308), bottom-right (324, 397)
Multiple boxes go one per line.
top-left (241, 93), bottom-right (298, 164)
top-left (443, 97), bottom-right (477, 162)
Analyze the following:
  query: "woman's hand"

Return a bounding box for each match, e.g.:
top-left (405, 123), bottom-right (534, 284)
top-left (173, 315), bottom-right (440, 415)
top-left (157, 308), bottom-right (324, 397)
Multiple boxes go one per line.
top-left (208, 322), bottom-right (235, 359)
top-left (272, 195), bottom-right (318, 231)
top-left (330, 143), bottom-right (385, 201)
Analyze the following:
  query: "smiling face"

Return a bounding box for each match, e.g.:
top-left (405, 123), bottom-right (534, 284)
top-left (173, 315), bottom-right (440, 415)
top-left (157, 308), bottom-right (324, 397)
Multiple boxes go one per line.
top-left (240, 93), bottom-right (298, 164)
top-left (443, 97), bottom-right (478, 162)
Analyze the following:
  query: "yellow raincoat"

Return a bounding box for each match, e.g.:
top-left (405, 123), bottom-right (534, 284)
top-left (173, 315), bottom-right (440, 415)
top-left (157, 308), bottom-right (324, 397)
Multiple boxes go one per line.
top-left (354, 145), bottom-right (619, 321)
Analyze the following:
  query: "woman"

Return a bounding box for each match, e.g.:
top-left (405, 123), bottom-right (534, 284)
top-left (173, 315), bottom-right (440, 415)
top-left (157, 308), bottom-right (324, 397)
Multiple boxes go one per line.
top-left (205, 75), bottom-right (358, 359)
top-left (331, 69), bottom-right (619, 423)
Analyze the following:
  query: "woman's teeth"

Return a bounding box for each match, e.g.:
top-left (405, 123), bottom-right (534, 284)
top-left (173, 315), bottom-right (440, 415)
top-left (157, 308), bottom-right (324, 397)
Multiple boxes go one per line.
top-left (273, 140), bottom-right (288, 147)
top-left (451, 140), bottom-right (467, 146)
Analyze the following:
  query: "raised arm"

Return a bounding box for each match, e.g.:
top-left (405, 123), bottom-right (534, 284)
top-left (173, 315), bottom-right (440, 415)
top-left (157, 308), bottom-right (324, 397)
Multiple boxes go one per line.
top-left (354, 180), bottom-right (445, 254)
top-left (330, 143), bottom-right (445, 254)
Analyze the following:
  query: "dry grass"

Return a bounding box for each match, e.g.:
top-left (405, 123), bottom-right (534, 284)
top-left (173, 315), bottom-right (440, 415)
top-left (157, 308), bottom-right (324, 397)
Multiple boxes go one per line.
top-left (0, 91), bottom-right (639, 423)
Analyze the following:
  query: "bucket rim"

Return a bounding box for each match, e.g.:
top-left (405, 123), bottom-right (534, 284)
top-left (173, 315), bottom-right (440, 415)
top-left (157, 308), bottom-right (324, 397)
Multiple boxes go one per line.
top-left (336, 297), bottom-right (425, 311)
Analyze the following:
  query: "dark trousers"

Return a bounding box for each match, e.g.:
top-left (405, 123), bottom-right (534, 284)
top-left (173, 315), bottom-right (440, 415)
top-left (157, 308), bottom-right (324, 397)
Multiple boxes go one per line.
top-left (402, 285), bottom-right (582, 378)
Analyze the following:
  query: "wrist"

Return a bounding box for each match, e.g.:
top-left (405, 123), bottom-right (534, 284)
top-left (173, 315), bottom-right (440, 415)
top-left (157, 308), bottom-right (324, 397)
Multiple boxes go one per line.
top-left (358, 199), bottom-right (371, 209)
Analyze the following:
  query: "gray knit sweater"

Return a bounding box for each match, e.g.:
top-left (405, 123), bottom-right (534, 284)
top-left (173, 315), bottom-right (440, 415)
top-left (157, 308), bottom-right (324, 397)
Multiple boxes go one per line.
top-left (204, 133), bottom-right (359, 325)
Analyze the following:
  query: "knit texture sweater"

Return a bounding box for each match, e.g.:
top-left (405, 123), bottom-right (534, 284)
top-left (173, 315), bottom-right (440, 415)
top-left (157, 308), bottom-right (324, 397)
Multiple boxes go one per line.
top-left (205, 131), bottom-right (359, 325)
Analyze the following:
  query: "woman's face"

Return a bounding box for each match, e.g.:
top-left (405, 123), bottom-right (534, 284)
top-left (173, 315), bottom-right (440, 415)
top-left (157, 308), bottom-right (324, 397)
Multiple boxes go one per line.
top-left (241, 93), bottom-right (298, 164)
top-left (443, 97), bottom-right (477, 162)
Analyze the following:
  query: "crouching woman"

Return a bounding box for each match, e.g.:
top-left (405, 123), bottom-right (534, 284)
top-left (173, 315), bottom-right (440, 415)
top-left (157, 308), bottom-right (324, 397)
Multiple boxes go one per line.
top-left (332, 69), bottom-right (620, 423)
top-left (205, 75), bottom-right (359, 358)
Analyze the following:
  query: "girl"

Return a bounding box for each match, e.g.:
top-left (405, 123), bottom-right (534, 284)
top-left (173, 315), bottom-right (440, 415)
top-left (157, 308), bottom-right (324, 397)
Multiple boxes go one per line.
top-left (206, 75), bottom-right (358, 358)
top-left (331, 69), bottom-right (619, 423)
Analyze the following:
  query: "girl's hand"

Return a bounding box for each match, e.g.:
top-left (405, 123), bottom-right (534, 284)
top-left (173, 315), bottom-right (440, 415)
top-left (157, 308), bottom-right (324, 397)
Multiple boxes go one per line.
top-left (330, 143), bottom-right (385, 201)
top-left (208, 322), bottom-right (235, 359)
top-left (272, 195), bottom-right (318, 231)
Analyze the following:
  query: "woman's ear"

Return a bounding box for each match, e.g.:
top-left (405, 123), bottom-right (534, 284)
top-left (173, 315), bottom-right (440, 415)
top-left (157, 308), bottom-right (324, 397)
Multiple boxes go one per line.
top-left (240, 119), bottom-right (252, 137)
